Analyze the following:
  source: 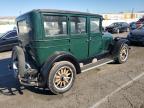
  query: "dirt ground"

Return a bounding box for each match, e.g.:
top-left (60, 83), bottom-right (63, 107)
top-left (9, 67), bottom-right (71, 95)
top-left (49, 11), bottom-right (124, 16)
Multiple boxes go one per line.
top-left (0, 32), bottom-right (144, 108)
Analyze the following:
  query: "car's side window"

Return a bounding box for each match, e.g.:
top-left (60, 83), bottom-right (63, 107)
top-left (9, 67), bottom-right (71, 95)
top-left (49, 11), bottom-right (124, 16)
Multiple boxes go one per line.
top-left (70, 17), bottom-right (86, 34)
top-left (43, 15), bottom-right (67, 37)
top-left (123, 23), bottom-right (128, 27)
top-left (90, 18), bottom-right (100, 33)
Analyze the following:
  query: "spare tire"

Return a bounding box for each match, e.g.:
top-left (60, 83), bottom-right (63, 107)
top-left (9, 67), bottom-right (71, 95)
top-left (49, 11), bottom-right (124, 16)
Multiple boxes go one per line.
top-left (12, 46), bottom-right (26, 78)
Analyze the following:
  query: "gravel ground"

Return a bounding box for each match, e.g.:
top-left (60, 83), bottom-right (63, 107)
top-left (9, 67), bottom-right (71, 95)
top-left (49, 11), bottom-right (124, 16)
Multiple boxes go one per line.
top-left (0, 32), bottom-right (144, 108)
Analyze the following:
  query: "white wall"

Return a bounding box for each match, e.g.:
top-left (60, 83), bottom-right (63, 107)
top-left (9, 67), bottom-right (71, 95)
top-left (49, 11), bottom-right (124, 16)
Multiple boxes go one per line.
top-left (0, 24), bottom-right (16, 33)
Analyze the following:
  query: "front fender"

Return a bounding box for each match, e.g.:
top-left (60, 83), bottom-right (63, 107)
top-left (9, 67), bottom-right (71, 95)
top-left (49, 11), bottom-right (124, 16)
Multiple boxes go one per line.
top-left (112, 37), bottom-right (130, 57)
top-left (114, 37), bottom-right (129, 45)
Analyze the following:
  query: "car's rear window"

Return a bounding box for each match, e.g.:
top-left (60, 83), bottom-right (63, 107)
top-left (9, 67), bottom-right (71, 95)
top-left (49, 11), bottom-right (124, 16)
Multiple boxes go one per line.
top-left (17, 19), bottom-right (31, 45)
top-left (18, 20), bottom-right (31, 36)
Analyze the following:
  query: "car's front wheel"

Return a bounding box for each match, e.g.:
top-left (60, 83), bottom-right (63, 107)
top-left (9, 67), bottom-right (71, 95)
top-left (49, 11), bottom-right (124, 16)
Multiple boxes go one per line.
top-left (48, 61), bottom-right (76, 94)
top-left (114, 43), bottom-right (129, 64)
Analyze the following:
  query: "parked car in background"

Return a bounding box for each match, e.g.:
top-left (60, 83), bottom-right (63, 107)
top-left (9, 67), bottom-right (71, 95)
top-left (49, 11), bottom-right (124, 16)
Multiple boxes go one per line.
top-left (127, 25), bottom-right (144, 46)
top-left (0, 30), bottom-right (18, 52)
top-left (136, 17), bottom-right (144, 28)
top-left (129, 22), bottom-right (137, 30)
top-left (105, 22), bottom-right (129, 34)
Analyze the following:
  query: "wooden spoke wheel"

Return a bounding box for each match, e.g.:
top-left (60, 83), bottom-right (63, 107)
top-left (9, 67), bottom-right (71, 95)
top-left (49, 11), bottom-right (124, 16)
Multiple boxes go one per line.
top-left (53, 66), bottom-right (73, 89)
top-left (120, 45), bottom-right (128, 62)
top-left (48, 61), bottom-right (76, 94)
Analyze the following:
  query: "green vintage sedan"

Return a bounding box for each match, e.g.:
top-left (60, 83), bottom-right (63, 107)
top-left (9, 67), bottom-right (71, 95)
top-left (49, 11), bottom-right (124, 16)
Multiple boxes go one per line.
top-left (10, 9), bottom-right (129, 94)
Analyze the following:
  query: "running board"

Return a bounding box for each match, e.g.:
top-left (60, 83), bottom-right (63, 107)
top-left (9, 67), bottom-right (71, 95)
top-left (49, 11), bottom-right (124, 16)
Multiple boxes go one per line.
top-left (81, 58), bottom-right (114, 73)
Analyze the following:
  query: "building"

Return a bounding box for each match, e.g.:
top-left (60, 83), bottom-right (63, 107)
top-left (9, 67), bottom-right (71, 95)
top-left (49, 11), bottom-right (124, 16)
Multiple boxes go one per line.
top-left (0, 17), bottom-right (16, 33)
top-left (0, 16), bottom-right (15, 24)
top-left (101, 12), bottom-right (144, 27)
top-left (102, 12), bottom-right (144, 20)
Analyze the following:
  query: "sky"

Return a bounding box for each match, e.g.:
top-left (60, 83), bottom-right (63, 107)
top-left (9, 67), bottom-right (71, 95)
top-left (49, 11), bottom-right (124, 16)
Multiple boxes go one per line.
top-left (0, 0), bottom-right (144, 16)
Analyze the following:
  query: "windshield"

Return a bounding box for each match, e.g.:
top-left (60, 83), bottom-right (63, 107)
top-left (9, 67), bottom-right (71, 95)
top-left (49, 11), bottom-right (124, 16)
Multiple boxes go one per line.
top-left (110, 22), bottom-right (121, 27)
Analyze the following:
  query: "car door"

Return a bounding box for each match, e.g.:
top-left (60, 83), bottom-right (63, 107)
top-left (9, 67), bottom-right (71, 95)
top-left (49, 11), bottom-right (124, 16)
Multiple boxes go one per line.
top-left (69, 16), bottom-right (89, 60)
top-left (0, 31), bottom-right (18, 51)
top-left (42, 15), bottom-right (70, 60)
top-left (89, 17), bottom-right (103, 57)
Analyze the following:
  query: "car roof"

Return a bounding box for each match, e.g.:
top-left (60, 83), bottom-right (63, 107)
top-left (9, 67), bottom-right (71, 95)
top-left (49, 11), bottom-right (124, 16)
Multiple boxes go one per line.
top-left (17, 9), bottom-right (102, 19)
top-left (6, 30), bottom-right (17, 33)
top-left (38, 9), bottom-right (101, 16)
top-left (113, 22), bottom-right (127, 24)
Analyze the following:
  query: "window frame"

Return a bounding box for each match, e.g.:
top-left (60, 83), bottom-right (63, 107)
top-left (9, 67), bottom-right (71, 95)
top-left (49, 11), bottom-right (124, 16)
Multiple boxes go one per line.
top-left (42, 14), bottom-right (68, 38)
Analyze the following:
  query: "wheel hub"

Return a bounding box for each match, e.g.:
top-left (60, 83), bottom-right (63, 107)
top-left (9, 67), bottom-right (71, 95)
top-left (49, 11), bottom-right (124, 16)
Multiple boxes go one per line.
top-left (53, 66), bottom-right (73, 90)
top-left (120, 46), bottom-right (128, 61)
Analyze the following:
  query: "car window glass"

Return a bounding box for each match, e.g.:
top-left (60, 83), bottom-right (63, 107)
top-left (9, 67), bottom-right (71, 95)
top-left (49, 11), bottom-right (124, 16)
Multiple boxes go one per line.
top-left (18, 20), bottom-right (31, 36)
top-left (43, 15), bottom-right (67, 37)
top-left (139, 18), bottom-right (144, 22)
top-left (70, 17), bottom-right (86, 34)
top-left (111, 23), bottom-right (118, 27)
top-left (119, 23), bottom-right (122, 26)
top-left (123, 23), bottom-right (128, 27)
top-left (90, 18), bottom-right (100, 33)
top-left (17, 19), bottom-right (31, 45)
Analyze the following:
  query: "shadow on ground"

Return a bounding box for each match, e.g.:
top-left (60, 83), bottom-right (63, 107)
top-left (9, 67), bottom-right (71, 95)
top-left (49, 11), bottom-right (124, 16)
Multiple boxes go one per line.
top-left (0, 58), bottom-right (24, 95)
top-left (0, 58), bottom-right (54, 96)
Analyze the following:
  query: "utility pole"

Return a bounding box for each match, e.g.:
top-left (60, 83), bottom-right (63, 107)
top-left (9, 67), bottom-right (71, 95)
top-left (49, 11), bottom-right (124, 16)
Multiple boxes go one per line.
top-left (19, 11), bottom-right (22, 15)
top-left (131, 8), bottom-right (134, 19)
top-left (86, 9), bottom-right (90, 13)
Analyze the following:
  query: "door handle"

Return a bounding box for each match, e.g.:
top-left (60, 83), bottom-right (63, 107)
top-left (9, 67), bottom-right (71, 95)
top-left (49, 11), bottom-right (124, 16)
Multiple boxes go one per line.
top-left (86, 39), bottom-right (89, 42)
top-left (86, 37), bottom-right (92, 42)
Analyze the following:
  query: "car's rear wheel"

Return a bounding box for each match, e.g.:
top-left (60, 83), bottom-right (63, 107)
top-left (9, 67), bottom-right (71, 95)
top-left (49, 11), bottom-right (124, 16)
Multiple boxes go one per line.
top-left (48, 61), bottom-right (76, 94)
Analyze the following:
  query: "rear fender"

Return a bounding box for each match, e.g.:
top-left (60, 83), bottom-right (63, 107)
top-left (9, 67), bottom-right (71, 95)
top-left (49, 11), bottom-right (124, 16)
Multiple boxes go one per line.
top-left (39, 51), bottom-right (80, 87)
